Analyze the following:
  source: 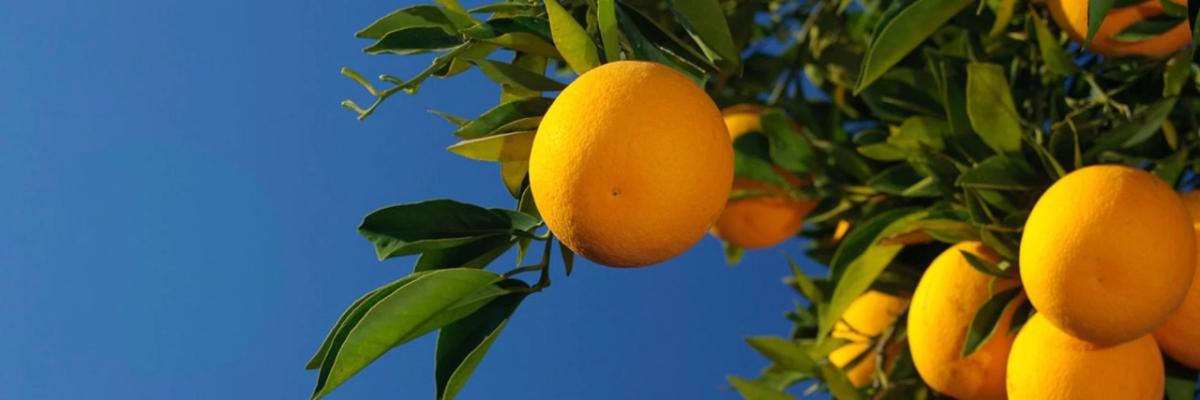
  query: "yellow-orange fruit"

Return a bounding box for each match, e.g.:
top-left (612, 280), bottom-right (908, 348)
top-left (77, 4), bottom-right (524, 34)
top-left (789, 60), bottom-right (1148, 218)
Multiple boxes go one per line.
top-left (1008, 314), bottom-right (1164, 399)
top-left (1020, 165), bottom-right (1195, 345)
top-left (828, 291), bottom-right (909, 387)
top-left (1154, 191), bottom-right (1200, 369)
top-left (710, 105), bottom-right (816, 249)
top-left (908, 242), bottom-right (1020, 400)
top-left (529, 61), bottom-right (733, 267)
top-left (1046, 0), bottom-right (1190, 58)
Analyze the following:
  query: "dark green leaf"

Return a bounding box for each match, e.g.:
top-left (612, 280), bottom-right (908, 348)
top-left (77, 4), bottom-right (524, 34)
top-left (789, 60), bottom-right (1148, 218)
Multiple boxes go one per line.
top-left (461, 17), bottom-right (553, 42)
top-left (415, 235), bottom-right (515, 272)
top-left (1087, 97), bottom-right (1178, 156)
top-left (966, 62), bottom-right (1022, 154)
top-left (761, 109), bottom-right (814, 173)
top-left (306, 274), bottom-right (423, 370)
top-left (724, 242), bottom-right (745, 265)
top-left (430, 109), bottom-right (471, 127)
top-left (462, 59), bottom-right (565, 91)
top-left (745, 336), bottom-right (819, 371)
top-left (868, 165), bottom-right (937, 197)
top-left (1086, 0), bottom-right (1118, 46)
top-left (356, 6), bottom-right (456, 39)
top-left (559, 240), bottom-right (575, 276)
top-left (364, 27), bottom-right (463, 55)
top-left (890, 116), bottom-right (947, 151)
top-left (312, 269), bottom-right (507, 399)
top-left (456, 97), bottom-right (554, 139)
top-left (961, 286), bottom-right (1022, 357)
top-left (854, 0), bottom-right (974, 93)
top-left (957, 155), bottom-right (1040, 191)
top-left (819, 363), bottom-right (866, 400)
top-left (1164, 44), bottom-right (1194, 96)
top-left (668, 0), bottom-right (740, 69)
top-left (1112, 15), bottom-right (1186, 42)
top-left (1161, 0), bottom-right (1189, 17)
top-left (435, 283), bottom-right (528, 400)
top-left (728, 376), bottom-right (796, 400)
top-left (358, 199), bottom-right (516, 260)
top-left (733, 133), bottom-right (791, 187)
top-left (545, 0), bottom-right (601, 74)
top-left (785, 254), bottom-right (823, 303)
top-left (960, 250), bottom-right (1012, 277)
top-left (1164, 355), bottom-right (1199, 400)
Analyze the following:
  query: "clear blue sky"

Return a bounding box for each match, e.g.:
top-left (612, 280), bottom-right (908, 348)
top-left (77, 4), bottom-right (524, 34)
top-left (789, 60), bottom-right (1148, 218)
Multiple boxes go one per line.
top-left (0, 1), bottom-right (828, 398)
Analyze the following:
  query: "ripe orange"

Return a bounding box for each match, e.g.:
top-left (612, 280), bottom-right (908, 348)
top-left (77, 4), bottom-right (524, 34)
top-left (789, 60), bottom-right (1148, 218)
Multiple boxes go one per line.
top-left (1046, 0), bottom-right (1190, 58)
top-left (709, 105), bottom-right (816, 249)
top-left (1153, 191), bottom-right (1200, 369)
top-left (1020, 165), bottom-right (1195, 345)
top-left (908, 242), bottom-right (1020, 400)
top-left (828, 290), bottom-right (909, 387)
top-left (1007, 314), bottom-right (1164, 399)
top-left (529, 61), bottom-right (733, 267)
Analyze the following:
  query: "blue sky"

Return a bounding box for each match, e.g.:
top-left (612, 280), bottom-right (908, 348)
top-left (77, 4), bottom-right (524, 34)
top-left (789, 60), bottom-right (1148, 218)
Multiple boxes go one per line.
top-left (0, 1), bottom-right (827, 398)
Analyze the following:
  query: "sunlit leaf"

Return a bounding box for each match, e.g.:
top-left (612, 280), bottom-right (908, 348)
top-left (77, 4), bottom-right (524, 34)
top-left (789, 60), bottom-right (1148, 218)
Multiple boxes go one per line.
top-left (456, 98), bottom-right (554, 139)
top-left (854, 0), bottom-right (974, 93)
top-left (356, 5), bottom-right (457, 39)
top-left (545, 0), bottom-right (601, 74)
top-left (728, 376), bottom-right (797, 400)
top-left (966, 62), bottom-right (1022, 154)
top-left (436, 283), bottom-right (527, 400)
top-left (668, 0), bottom-right (740, 69)
top-left (358, 200), bottom-right (517, 260)
top-left (961, 286), bottom-right (1022, 357)
top-left (364, 27), bottom-right (463, 55)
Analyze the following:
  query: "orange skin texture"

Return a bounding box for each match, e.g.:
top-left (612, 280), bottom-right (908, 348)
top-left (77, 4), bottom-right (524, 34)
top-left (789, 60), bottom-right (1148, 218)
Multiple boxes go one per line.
top-left (908, 242), bottom-right (1021, 400)
top-left (828, 291), bottom-right (909, 387)
top-left (529, 61), bottom-right (733, 267)
top-left (1020, 165), bottom-right (1195, 345)
top-left (1008, 314), bottom-right (1164, 399)
top-left (710, 104), bottom-right (815, 249)
top-left (1047, 0), bottom-right (1190, 58)
top-left (1153, 191), bottom-right (1200, 369)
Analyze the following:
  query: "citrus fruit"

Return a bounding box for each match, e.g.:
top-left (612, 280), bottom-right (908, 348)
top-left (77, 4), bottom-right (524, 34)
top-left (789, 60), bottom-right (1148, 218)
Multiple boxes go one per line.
top-left (1046, 0), bottom-right (1190, 58)
top-left (529, 61), bottom-right (733, 267)
top-left (1007, 313), bottom-right (1164, 399)
top-left (828, 290), bottom-right (909, 387)
top-left (908, 242), bottom-right (1020, 400)
top-left (1020, 165), bottom-right (1195, 345)
top-left (1153, 191), bottom-right (1200, 369)
top-left (709, 105), bottom-right (816, 249)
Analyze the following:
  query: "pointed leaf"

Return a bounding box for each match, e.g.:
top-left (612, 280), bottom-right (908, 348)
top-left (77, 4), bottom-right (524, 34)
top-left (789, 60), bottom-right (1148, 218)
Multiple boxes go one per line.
top-left (957, 155), bottom-right (1040, 191)
top-left (544, 0), bottom-right (601, 74)
top-left (854, 0), bottom-right (974, 93)
top-left (559, 241), bottom-right (575, 276)
top-left (1032, 13), bottom-right (1078, 76)
top-left (1086, 0), bottom-right (1118, 46)
top-left (356, 6), bottom-right (456, 39)
top-left (448, 131), bottom-right (537, 162)
top-left (966, 62), bottom-right (1022, 154)
top-left (436, 283), bottom-right (528, 400)
top-left (358, 200), bottom-right (516, 260)
top-left (668, 0), bottom-right (739, 68)
top-left (364, 27), bottom-right (463, 55)
top-left (962, 286), bottom-right (1022, 357)
top-left (598, 0), bottom-right (620, 61)
top-left (462, 59), bottom-right (565, 91)
top-left (415, 235), bottom-right (515, 272)
top-left (728, 376), bottom-right (797, 400)
top-left (306, 274), bottom-right (424, 370)
top-left (456, 97), bottom-right (554, 139)
top-left (761, 109), bottom-right (814, 173)
top-left (745, 336), bottom-right (819, 371)
top-left (312, 269), bottom-right (507, 399)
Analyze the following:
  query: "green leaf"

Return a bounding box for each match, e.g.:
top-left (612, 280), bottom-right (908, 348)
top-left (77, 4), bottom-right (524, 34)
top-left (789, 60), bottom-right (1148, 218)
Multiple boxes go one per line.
top-left (358, 199), bottom-right (517, 260)
top-left (415, 235), bottom-right (515, 272)
top-left (463, 59), bottom-right (566, 91)
top-left (1087, 97), bottom-right (1178, 156)
top-left (857, 142), bottom-right (909, 161)
top-left (1155, 149), bottom-right (1189, 186)
top-left (1112, 15), bottom-right (1185, 42)
top-left (435, 283), bottom-right (528, 400)
top-left (785, 255), bottom-right (824, 303)
top-left (500, 160), bottom-right (529, 198)
top-left (1164, 44), bottom-right (1194, 96)
top-left (597, 0), bottom-right (620, 62)
top-left (966, 62), bottom-right (1022, 154)
top-left (461, 17), bottom-right (553, 41)
top-left (761, 109), bottom-right (814, 173)
top-left (819, 362), bottom-right (866, 400)
top-left (1085, 0), bottom-right (1118, 46)
top-left (724, 242), bottom-right (745, 265)
top-left (430, 110), bottom-right (472, 127)
top-left (728, 376), bottom-right (797, 400)
top-left (456, 97), bottom-right (554, 139)
top-left (957, 155), bottom-right (1040, 191)
top-left (306, 274), bottom-right (423, 370)
top-left (961, 286), bottom-right (1022, 357)
top-left (960, 250), bottom-right (1013, 277)
top-left (1164, 356), bottom-right (1199, 400)
top-left (822, 209), bottom-right (927, 339)
top-left (868, 165), bottom-right (938, 197)
top-left (854, 0), bottom-right (974, 93)
top-left (615, 4), bottom-right (716, 74)
top-left (1161, 0), bottom-right (1189, 17)
top-left (364, 27), bottom-right (463, 55)
top-left (544, 0), bottom-right (601, 74)
top-left (1032, 13), bottom-right (1079, 77)
top-left (312, 269), bottom-right (507, 399)
top-left (733, 133), bottom-right (791, 188)
top-left (356, 5), bottom-right (457, 39)
top-left (745, 336), bottom-right (819, 371)
top-left (448, 130), bottom-right (537, 162)
top-left (889, 116), bottom-right (947, 151)
top-left (668, 0), bottom-right (740, 69)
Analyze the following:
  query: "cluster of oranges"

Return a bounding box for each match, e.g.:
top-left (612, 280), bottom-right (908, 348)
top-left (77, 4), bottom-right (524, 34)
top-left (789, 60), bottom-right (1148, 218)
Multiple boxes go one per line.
top-left (834, 165), bottom-right (1200, 399)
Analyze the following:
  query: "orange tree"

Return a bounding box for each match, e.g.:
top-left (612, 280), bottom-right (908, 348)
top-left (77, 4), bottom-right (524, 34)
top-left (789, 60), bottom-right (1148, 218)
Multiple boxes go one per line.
top-left (307, 0), bottom-right (1200, 398)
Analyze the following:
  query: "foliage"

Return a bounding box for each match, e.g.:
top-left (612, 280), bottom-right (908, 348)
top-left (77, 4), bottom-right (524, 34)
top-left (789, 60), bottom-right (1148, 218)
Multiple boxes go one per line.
top-left (312, 0), bottom-right (1200, 398)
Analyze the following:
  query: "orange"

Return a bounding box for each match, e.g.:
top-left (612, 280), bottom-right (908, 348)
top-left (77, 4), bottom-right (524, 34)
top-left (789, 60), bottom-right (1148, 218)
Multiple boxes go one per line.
top-left (1153, 191), bottom-right (1200, 369)
top-left (908, 242), bottom-right (1020, 400)
top-left (709, 105), bottom-right (816, 249)
top-left (1007, 314), bottom-right (1164, 399)
top-left (1020, 165), bottom-right (1195, 345)
top-left (529, 61), bottom-right (733, 267)
top-left (1046, 0), bottom-right (1190, 58)
top-left (828, 290), bottom-right (909, 387)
